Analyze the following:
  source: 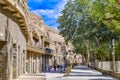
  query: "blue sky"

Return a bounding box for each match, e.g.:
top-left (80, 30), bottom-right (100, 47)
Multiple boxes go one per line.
top-left (28, 0), bottom-right (67, 29)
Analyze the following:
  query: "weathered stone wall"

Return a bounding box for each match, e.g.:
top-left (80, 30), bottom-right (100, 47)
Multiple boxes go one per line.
top-left (0, 4), bottom-right (26, 80)
top-left (27, 12), bottom-right (44, 47)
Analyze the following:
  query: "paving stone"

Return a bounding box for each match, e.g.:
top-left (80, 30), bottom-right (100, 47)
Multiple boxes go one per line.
top-left (45, 65), bottom-right (118, 80)
top-left (18, 74), bottom-right (46, 80)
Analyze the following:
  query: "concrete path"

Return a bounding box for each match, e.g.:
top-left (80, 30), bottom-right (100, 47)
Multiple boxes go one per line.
top-left (45, 72), bottom-right (64, 80)
top-left (17, 74), bottom-right (46, 80)
top-left (16, 65), bottom-right (118, 80)
top-left (67, 65), bottom-right (117, 80)
top-left (45, 65), bottom-right (118, 80)
top-left (44, 69), bottom-right (65, 80)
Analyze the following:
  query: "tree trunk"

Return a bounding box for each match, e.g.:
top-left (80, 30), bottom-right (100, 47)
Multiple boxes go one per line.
top-left (84, 40), bottom-right (90, 66)
top-left (111, 39), bottom-right (116, 72)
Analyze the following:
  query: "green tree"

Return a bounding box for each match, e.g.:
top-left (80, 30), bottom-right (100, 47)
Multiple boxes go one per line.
top-left (57, 0), bottom-right (120, 65)
top-left (90, 0), bottom-right (120, 32)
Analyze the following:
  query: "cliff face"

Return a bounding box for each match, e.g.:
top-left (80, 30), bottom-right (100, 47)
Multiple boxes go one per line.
top-left (0, 0), bottom-right (29, 79)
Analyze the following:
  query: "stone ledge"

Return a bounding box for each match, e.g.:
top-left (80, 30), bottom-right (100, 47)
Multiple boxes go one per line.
top-left (89, 66), bottom-right (120, 79)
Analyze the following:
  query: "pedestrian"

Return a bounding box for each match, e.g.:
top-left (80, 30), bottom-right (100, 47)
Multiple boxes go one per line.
top-left (60, 65), bottom-right (63, 72)
top-left (57, 65), bottom-right (60, 72)
top-left (48, 65), bottom-right (51, 72)
top-left (54, 65), bottom-right (56, 71)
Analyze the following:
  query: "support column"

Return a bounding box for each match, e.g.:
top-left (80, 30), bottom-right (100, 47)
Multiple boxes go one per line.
top-left (16, 46), bottom-right (18, 78)
top-left (21, 51), bottom-right (23, 75)
top-left (18, 47), bottom-right (21, 76)
top-left (31, 52), bottom-right (33, 74)
top-left (25, 52), bottom-right (27, 73)
top-left (42, 37), bottom-right (44, 48)
top-left (42, 55), bottom-right (45, 72)
top-left (10, 48), bottom-right (13, 79)
top-left (39, 55), bottom-right (42, 73)
top-left (22, 50), bottom-right (25, 74)
top-left (36, 54), bottom-right (39, 73)
top-left (29, 51), bottom-right (32, 74)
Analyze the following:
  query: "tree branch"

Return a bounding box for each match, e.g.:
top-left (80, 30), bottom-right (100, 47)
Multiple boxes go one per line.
top-left (103, 17), bottom-right (120, 21)
top-left (116, 0), bottom-right (120, 4)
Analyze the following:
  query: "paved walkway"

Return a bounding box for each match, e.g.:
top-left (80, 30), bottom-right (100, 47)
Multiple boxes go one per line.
top-left (45, 72), bottom-right (64, 80)
top-left (17, 74), bottom-right (46, 80)
top-left (44, 68), bottom-right (65, 80)
top-left (15, 65), bottom-right (118, 80)
top-left (45, 65), bottom-right (118, 80)
top-left (67, 65), bottom-right (117, 80)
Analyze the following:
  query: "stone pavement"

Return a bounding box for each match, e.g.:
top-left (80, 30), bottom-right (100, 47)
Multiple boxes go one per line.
top-left (13, 65), bottom-right (118, 80)
top-left (44, 68), bottom-right (65, 80)
top-left (45, 72), bottom-right (64, 80)
top-left (45, 64), bottom-right (118, 80)
top-left (67, 65), bottom-right (118, 80)
top-left (16, 74), bottom-right (46, 80)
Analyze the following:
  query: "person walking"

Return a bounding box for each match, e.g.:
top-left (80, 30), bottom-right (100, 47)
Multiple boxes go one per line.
top-left (57, 65), bottom-right (60, 72)
top-left (48, 65), bottom-right (51, 72)
top-left (53, 65), bottom-right (56, 71)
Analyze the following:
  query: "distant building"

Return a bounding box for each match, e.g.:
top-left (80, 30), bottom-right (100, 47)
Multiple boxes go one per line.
top-left (44, 26), bottom-right (66, 66)
top-left (65, 42), bottom-right (83, 65)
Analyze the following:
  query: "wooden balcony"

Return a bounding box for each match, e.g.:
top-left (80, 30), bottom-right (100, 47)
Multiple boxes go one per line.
top-left (45, 48), bottom-right (54, 56)
top-left (27, 43), bottom-right (54, 56)
top-left (27, 43), bottom-right (45, 54)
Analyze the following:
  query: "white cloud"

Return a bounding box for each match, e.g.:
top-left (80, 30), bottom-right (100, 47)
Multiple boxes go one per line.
top-left (56, 0), bottom-right (67, 11)
top-left (32, 9), bottom-right (59, 19)
top-left (31, 0), bottom-right (67, 28)
top-left (31, 0), bottom-right (67, 19)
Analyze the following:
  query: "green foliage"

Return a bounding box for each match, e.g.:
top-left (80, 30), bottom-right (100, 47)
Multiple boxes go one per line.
top-left (57, 0), bottom-right (120, 61)
top-left (90, 0), bottom-right (120, 31)
top-left (108, 0), bottom-right (115, 4)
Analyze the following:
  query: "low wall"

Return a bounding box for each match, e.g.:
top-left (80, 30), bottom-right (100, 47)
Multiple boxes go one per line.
top-left (89, 61), bottom-right (120, 79)
top-left (89, 61), bottom-right (120, 72)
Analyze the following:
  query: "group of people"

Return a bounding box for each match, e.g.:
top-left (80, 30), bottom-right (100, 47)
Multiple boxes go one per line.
top-left (47, 64), bottom-right (65, 72)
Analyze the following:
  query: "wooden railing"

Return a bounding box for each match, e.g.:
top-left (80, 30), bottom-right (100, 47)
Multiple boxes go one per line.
top-left (27, 42), bottom-right (45, 54)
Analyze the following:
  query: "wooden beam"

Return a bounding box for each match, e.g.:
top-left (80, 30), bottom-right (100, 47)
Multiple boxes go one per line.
top-left (12, 12), bottom-right (21, 18)
top-left (2, 4), bottom-right (15, 12)
top-left (19, 21), bottom-right (24, 24)
top-left (20, 23), bottom-right (25, 26)
top-left (0, 0), bottom-right (6, 4)
top-left (22, 29), bottom-right (27, 31)
top-left (18, 18), bottom-right (24, 22)
top-left (22, 28), bottom-right (26, 30)
top-left (2, 4), bottom-right (9, 9)
top-left (21, 27), bottom-right (26, 29)
top-left (12, 12), bottom-right (18, 16)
